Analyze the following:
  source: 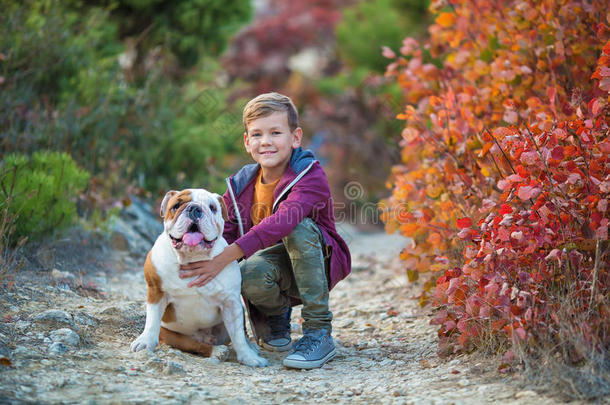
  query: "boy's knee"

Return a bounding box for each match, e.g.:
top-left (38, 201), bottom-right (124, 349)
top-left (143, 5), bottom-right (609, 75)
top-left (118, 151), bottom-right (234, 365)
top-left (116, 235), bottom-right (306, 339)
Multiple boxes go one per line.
top-left (240, 257), bottom-right (277, 297)
top-left (282, 218), bottom-right (323, 257)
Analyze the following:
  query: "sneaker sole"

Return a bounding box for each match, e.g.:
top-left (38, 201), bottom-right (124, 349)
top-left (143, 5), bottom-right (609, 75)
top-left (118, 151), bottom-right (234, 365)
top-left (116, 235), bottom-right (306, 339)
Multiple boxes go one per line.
top-left (261, 341), bottom-right (293, 352)
top-left (282, 348), bottom-right (336, 369)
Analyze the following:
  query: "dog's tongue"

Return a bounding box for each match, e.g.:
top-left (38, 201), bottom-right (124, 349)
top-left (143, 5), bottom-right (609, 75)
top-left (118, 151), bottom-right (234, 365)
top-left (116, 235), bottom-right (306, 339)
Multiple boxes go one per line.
top-left (183, 232), bottom-right (204, 247)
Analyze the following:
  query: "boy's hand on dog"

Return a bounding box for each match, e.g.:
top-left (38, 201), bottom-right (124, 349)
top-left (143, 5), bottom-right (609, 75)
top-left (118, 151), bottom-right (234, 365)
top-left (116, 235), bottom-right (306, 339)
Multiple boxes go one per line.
top-left (179, 257), bottom-right (224, 287)
top-left (180, 243), bottom-right (245, 287)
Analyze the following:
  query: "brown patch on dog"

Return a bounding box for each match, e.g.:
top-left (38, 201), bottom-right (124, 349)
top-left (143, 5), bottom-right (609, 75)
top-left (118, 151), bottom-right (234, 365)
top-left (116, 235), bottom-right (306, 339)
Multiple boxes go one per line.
top-left (162, 303), bottom-right (176, 323)
top-left (218, 196), bottom-right (228, 221)
top-left (144, 251), bottom-right (164, 304)
top-left (163, 190), bottom-right (192, 221)
top-left (159, 327), bottom-right (213, 357)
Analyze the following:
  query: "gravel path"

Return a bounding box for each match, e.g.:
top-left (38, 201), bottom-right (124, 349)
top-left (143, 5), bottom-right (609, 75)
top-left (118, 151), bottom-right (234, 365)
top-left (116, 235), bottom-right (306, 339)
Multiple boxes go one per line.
top-left (0, 225), bottom-right (573, 404)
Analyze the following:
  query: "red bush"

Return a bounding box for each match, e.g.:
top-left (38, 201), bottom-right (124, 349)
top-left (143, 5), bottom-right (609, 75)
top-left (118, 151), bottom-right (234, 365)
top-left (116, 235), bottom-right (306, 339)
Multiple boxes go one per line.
top-left (381, 0), bottom-right (609, 355)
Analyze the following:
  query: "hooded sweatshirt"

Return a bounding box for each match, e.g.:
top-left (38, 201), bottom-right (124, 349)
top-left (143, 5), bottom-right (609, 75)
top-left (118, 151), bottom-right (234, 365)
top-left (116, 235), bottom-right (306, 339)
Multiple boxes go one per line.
top-left (222, 147), bottom-right (351, 290)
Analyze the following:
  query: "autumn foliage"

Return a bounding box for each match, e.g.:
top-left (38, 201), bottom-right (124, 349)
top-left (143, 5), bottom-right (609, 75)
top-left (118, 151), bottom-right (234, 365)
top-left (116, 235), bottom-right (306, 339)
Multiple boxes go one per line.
top-left (381, 0), bottom-right (609, 357)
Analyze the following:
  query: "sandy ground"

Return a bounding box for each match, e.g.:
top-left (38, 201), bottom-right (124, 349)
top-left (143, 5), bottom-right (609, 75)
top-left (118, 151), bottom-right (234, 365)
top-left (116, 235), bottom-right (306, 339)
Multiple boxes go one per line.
top-left (0, 224), bottom-right (577, 404)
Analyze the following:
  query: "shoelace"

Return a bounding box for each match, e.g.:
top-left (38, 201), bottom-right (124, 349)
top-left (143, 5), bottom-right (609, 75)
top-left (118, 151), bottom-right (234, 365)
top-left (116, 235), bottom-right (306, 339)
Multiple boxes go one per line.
top-left (293, 334), bottom-right (322, 355)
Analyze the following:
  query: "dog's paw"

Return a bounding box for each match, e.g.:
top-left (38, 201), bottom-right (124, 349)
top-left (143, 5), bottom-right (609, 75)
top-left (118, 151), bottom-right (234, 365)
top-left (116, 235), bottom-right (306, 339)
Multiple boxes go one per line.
top-left (237, 349), bottom-right (269, 367)
top-left (130, 333), bottom-right (158, 353)
top-left (247, 339), bottom-right (261, 353)
top-left (211, 345), bottom-right (230, 361)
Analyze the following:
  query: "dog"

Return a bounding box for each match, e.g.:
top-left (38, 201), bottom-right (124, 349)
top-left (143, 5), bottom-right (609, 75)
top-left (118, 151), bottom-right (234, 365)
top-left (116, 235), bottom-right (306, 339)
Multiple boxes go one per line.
top-left (130, 188), bottom-right (268, 367)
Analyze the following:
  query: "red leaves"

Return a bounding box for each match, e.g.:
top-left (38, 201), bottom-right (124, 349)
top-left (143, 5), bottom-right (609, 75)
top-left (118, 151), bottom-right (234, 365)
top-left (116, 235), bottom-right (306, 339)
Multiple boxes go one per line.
top-left (499, 204), bottom-right (513, 215)
top-left (517, 185), bottom-right (541, 201)
top-left (385, 0), bottom-right (609, 359)
top-left (457, 217), bottom-right (472, 228)
top-left (551, 146), bottom-right (564, 160)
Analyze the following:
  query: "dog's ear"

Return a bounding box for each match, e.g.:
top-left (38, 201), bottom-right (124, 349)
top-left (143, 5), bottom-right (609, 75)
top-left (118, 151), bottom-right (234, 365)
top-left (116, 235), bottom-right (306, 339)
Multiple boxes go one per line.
top-left (216, 194), bottom-right (228, 221)
top-left (160, 190), bottom-right (178, 218)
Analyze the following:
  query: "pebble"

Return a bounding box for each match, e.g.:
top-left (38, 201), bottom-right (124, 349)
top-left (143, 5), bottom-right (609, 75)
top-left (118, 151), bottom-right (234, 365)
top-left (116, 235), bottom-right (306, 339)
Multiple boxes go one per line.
top-left (145, 357), bottom-right (165, 372)
top-left (163, 361), bottom-right (184, 375)
top-left (73, 312), bottom-right (99, 327)
top-left (337, 319), bottom-right (354, 328)
top-left (51, 268), bottom-right (75, 280)
top-left (33, 310), bottom-right (74, 327)
top-left (50, 329), bottom-right (80, 347)
top-left (15, 321), bottom-right (31, 332)
top-left (515, 390), bottom-right (537, 398)
top-left (457, 378), bottom-right (470, 387)
top-left (49, 342), bottom-right (69, 356)
top-left (13, 346), bottom-right (42, 359)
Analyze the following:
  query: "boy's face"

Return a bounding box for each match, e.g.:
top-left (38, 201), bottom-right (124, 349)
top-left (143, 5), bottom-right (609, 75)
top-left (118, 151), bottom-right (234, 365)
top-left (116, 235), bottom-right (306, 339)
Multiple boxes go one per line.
top-left (244, 111), bottom-right (302, 178)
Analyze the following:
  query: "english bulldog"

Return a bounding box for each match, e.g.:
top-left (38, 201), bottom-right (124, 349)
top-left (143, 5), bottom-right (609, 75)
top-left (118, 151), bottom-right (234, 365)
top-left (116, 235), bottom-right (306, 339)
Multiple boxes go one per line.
top-left (130, 189), bottom-right (268, 367)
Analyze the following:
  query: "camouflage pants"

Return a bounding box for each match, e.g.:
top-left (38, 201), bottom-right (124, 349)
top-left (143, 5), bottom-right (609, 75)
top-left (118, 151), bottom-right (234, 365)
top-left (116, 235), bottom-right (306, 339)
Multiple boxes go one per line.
top-left (240, 217), bottom-right (332, 332)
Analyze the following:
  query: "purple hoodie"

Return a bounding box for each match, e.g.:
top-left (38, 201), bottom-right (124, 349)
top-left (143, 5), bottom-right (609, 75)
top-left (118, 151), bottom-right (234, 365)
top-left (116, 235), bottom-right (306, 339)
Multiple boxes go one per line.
top-left (222, 147), bottom-right (351, 290)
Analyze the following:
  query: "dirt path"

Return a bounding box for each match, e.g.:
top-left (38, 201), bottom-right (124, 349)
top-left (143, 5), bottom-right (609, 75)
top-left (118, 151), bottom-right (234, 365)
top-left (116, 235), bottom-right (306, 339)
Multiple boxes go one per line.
top-left (0, 225), bottom-right (571, 404)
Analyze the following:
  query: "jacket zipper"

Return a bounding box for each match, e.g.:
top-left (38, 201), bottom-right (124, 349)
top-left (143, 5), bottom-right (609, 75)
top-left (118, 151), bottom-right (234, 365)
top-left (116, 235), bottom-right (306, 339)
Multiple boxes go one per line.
top-left (226, 178), bottom-right (244, 237)
top-left (227, 160), bottom-right (317, 235)
top-left (272, 161), bottom-right (316, 212)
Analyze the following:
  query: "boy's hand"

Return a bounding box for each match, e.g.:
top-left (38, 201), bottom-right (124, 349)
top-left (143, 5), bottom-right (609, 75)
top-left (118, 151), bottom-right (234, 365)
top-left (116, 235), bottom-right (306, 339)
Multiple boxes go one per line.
top-left (179, 243), bottom-right (245, 288)
top-left (179, 257), bottom-right (224, 287)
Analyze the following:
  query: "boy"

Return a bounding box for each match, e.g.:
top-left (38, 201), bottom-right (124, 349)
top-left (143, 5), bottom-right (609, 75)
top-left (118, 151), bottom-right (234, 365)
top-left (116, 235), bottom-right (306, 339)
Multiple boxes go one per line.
top-left (179, 92), bottom-right (351, 369)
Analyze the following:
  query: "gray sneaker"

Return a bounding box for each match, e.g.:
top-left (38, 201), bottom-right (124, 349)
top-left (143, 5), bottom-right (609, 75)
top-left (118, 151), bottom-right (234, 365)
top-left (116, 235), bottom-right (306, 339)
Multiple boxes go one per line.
top-left (282, 328), bottom-right (336, 369)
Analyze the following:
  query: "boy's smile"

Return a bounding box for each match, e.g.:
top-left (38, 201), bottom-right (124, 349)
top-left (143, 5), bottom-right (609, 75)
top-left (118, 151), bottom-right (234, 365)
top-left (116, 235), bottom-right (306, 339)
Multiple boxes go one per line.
top-left (244, 111), bottom-right (302, 183)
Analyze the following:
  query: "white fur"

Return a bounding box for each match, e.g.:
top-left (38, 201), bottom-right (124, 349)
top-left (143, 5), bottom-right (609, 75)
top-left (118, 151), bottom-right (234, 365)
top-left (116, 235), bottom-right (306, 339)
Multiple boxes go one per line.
top-left (130, 189), bottom-right (268, 367)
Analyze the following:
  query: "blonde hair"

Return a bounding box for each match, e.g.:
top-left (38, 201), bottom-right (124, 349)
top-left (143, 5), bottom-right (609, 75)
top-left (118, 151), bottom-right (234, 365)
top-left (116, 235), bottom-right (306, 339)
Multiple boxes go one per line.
top-left (243, 92), bottom-right (299, 132)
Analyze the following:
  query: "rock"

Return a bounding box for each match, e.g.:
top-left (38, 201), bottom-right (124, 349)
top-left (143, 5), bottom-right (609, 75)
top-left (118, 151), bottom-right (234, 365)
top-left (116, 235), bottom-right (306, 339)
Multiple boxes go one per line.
top-left (49, 328), bottom-right (80, 347)
top-left (135, 349), bottom-right (156, 360)
top-left (14, 320), bottom-right (31, 332)
top-left (0, 341), bottom-right (10, 358)
top-left (111, 197), bottom-right (162, 256)
top-left (211, 345), bottom-right (230, 361)
top-left (145, 357), bottom-right (165, 372)
top-left (100, 306), bottom-right (122, 316)
top-left (515, 390), bottom-right (537, 399)
top-left (13, 346), bottom-right (42, 359)
top-left (33, 310), bottom-right (74, 327)
top-left (203, 357), bottom-right (221, 366)
top-left (73, 312), bottom-right (99, 327)
top-left (51, 268), bottom-right (75, 280)
top-left (337, 319), bottom-right (354, 328)
top-left (163, 361), bottom-right (184, 375)
top-left (49, 342), bottom-right (69, 356)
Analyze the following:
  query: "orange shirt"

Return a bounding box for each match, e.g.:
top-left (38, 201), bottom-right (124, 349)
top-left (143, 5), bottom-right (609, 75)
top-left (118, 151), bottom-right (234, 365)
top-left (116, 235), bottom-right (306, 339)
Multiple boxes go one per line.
top-left (251, 169), bottom-right (280, 225)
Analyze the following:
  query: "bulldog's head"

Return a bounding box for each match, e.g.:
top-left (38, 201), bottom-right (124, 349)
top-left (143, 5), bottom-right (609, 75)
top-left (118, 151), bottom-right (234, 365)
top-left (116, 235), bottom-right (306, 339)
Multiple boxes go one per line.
top-left (159, 189), bottom-right (228, 253)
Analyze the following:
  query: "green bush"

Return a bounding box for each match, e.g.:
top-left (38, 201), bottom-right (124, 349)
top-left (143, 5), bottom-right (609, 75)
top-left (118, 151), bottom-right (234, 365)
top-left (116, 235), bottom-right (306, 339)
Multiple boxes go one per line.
top-left (98, 0), bottom-right (252, 67)
top-left (0, 151), bottom-right (90, 242)
top-left (1, 1), bottom-right (251, 206)
top-left (336, 0), bottom-right (429, 72)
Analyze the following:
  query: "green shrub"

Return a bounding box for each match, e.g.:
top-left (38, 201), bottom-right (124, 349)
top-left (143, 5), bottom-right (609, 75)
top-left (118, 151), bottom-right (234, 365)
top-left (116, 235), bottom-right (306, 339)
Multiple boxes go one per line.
top-left (0, 151), bottom-right (90, 242)
top-left (1, 1), bottom-right (252, 205)
top-left (336, 0), bottom-right (430, 73)
top-left (98, 0), bottom-right (252, 67)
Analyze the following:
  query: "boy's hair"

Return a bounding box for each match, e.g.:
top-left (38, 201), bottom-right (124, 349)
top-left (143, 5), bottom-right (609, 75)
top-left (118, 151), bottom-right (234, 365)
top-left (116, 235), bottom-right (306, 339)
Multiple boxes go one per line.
top-left (243, 92), bottom-right (299, 132)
